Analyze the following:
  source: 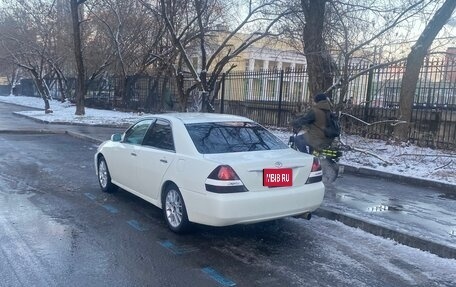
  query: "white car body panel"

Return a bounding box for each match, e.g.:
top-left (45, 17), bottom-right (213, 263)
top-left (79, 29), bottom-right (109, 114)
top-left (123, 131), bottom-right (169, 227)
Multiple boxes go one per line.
top-left (95, 113), bottom-right (325, 227)
top-left (135, 146), bottom-right (176, 200)
top-left (203, 149), bottom-right (313, 192)
top-left (106, 143), bottom-right (140, 189)
top-left (182, 182), bottom-right (324, 226)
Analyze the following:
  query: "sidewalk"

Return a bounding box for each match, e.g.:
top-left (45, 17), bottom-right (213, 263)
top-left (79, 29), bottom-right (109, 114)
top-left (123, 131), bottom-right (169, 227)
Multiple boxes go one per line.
top-left (316, 175), bottom-right (456, 259)
top-left (1, 102), bottom-right (455, 259)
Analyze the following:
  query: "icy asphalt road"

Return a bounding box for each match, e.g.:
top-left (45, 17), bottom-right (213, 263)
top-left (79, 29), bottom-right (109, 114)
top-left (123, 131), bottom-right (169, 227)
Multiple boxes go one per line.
top-left (0, 133), bottom-right (455, 287)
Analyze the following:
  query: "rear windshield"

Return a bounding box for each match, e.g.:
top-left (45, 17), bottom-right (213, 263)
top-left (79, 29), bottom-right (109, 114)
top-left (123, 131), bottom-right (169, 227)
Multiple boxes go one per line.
top-left (185, 121), bottom-right (288, 154)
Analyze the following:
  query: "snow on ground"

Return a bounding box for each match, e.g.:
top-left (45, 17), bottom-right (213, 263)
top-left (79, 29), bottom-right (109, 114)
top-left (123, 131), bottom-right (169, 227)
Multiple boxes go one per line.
top-left (0, 95), bottom-right (455, 185)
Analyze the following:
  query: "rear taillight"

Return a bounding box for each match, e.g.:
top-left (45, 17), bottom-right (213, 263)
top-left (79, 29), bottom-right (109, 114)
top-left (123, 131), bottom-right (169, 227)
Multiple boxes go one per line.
top-left (306, 157), bottom-right (323, 184)
top-left (214, 165), bottom-right (239, 180)
top-left (205, 165), bottom-right (248, 193)
top-left (311, 157), bottom-right (321, 172)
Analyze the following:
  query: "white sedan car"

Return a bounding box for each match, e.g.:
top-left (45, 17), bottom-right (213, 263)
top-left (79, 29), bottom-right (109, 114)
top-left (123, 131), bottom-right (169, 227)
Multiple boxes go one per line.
top-left (95, 113), bottom-right (324, 233)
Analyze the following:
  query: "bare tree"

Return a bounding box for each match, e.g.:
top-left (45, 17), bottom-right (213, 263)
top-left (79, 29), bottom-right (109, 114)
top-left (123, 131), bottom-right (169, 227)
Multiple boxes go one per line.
top-left (325, 0), bottom-right (429, 105)
top-left (0, 0), bottom-right (63, 112)
top-left (71, 0), bottom-right (88, 115)
top-left (71, 0), bottom-right (115, 115)
top-left (283, 0), bottom-right (433, 106)
top-left (394, 0), bottom-right (456, 140)
top-left (140, 0), bottom-right (291, 112)
top-left (87, 0), bottom-right (167, 106)
top-left (300, 0), bottom-right (335, 98)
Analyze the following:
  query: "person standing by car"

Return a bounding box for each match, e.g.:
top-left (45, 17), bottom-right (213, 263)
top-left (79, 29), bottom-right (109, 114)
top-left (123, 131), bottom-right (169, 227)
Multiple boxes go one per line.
top-left (291, 93), bottom-right (334, 154)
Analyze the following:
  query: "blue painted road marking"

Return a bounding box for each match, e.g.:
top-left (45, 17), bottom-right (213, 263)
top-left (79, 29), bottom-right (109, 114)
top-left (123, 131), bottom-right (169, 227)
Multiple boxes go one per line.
top-left (158, 240), bottom-right (198, 255)
top-left (127, 220), bottom-right (148, 231)
top-left (202, 267), bottom-right (236, 287)
top-left (84, 193), bottom-right (97, 200)
top-left (102, 204), bottom-right (119, 214)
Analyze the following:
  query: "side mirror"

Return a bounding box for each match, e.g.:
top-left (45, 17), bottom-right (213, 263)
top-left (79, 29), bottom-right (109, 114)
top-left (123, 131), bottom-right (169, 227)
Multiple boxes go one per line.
top-left (111, 133), bottom-right (122, 142)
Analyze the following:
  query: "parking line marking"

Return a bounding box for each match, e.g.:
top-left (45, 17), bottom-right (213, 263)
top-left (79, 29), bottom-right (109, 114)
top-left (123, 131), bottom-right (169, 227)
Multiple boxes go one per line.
top-left (127, 219), bottom-right (148, 231)
top-left (202, 267), bottom-right (236, 287)
top-left (84, 192), bottom-right (97, 200)
top-left (102, 204), bottom-right (119, 214)
top-left (158, 240), bottom-right (198, 255)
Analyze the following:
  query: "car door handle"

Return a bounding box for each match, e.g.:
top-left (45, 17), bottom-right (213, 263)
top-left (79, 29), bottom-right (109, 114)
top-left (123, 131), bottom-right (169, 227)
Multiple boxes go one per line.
top-left (160, 159), bottom-right (168, 163)
top-left (131, 152), bottom-right (137, 156)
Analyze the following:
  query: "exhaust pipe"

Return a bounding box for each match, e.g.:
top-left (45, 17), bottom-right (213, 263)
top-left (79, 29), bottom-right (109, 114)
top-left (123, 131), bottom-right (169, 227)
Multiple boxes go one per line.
top-left (294, 212), bottom-right (311, 220)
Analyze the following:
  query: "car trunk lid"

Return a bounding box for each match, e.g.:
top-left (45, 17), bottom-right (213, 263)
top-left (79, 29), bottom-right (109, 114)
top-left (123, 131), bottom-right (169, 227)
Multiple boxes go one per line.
top-left (203, 149), bottom-right (313, 191)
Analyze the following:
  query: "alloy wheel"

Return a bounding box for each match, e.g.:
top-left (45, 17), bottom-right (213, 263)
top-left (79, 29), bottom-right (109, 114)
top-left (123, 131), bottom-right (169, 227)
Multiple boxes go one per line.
top-left (165, 189), bottom-right (183, 228)
top-left (98, 160), bottom-right (108, 188)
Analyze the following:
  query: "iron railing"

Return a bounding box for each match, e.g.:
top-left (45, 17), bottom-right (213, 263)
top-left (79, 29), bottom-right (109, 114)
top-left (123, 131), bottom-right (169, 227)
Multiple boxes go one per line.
top-left (10, 57), bottom-right (456, 149)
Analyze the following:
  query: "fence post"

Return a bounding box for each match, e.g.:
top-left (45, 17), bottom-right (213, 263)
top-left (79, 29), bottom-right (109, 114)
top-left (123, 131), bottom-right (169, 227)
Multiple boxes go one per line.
top-left (220, 73), bottom-right (226, 114)
top-left (364, 64), bottom-right (374, 121)
top-left (277, 69), bottom-right (284, 126)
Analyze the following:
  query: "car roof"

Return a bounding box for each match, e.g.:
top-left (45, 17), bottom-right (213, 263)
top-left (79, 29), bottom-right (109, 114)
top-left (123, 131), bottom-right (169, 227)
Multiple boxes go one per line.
top-left (151, 113), bottom-right (254, 124)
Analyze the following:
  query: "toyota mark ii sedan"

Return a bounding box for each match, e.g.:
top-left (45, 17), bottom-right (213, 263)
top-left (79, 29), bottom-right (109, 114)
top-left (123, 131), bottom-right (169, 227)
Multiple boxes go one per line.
top-left (95, 113), bottom-right (325, 233)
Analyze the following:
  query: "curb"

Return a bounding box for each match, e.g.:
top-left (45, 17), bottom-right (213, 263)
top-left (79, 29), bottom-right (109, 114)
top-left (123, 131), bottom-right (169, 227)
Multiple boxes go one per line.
top-left (64, 131), bottom-right (104, 144)
top-left (342, 165), bottom-right (456, 193)
top-left (314, 207), bottom-right (456, 260)
top-left (12, 111), bottom-right (130, 129)
top-left (0, 129), bottom-right (65, 135)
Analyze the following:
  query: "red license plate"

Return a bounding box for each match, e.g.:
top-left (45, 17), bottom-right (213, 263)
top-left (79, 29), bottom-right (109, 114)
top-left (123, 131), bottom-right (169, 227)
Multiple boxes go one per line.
top-left (263, 168), bottom-right (292, 187)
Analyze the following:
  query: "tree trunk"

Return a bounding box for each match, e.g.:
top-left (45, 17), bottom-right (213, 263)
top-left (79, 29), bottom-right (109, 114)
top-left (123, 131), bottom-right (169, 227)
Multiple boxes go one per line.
top-left (302, 0), bottom-right (335, 98)
top-left (115, 75), bottom-right (127, 108)
top-left (55, 70), bottom-right (67, 102)
top-left (199, 70), bottom-right (210, 112)
top-left (176, 73), bottom-right (188, 112)
top-left (71, 0), bottom-right (86, 115)
top-left (10, 69), bottom-right (19, 96)
top-left (394, 0), bottom-right (456, 140)
top-left (29, 69), bottom-right (51, 112)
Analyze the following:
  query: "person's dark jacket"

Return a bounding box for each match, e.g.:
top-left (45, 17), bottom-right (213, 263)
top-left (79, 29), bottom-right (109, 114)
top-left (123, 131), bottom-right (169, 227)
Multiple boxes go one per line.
top-left (292, 99), bottom-right (333, 150)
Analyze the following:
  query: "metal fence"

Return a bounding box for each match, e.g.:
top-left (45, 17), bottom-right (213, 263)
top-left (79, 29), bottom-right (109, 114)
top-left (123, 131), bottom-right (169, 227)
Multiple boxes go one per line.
top-left (15, 75), bottom-right (193, 112)
top-left (218, 69), bottom-right (312, 127)
top-left (12, 57), bottom-right (456, 149)
top-left (218, 59), bottom-right (456, 149)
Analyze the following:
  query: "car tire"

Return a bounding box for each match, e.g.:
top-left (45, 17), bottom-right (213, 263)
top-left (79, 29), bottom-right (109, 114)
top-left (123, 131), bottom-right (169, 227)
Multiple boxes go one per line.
top-left (97, 156), bottom-right (115, 193)
top-left (163, 185), bottom-right (191, 233)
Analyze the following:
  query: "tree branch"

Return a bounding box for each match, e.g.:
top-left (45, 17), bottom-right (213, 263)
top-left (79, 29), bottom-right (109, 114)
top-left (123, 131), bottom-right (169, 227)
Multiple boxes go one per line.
top-left (341, 113), bottom-right (407, 127)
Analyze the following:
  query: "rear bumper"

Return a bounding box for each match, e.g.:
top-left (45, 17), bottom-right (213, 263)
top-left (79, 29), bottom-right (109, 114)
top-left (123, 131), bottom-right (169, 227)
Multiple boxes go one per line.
top-left (181, 183), bottom-right (325, 227)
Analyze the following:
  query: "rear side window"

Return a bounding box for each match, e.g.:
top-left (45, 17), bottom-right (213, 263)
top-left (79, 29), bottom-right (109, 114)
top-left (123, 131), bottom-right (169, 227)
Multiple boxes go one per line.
top-left (143, 119), bottom-right (175, 151)
top-left (185, 121), bottom-right (287, 154)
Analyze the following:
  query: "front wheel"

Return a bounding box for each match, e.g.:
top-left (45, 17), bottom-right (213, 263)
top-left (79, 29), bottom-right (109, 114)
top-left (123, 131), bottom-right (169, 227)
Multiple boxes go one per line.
top-left (163, 185), bottom-right (191, 233)
top-left (97, 156), bottom-right (116, 193)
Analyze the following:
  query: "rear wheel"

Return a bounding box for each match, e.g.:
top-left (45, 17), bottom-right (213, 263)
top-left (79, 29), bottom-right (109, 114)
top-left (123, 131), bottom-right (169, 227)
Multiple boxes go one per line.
top-left (97, 156), bottom-right (115, 193)
top-left (163, 185), bottom-right (190, 233)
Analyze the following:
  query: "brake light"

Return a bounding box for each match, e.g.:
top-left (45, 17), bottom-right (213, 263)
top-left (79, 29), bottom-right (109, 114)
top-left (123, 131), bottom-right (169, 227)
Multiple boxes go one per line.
top-left (206, 165), bottom-right (248, 193)
top-left (311, 157), bottom-right (322, 172)
top-left (216, 166), bottom-right (239, 180)
top-left (306, 157), bottom-right (323, 184)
